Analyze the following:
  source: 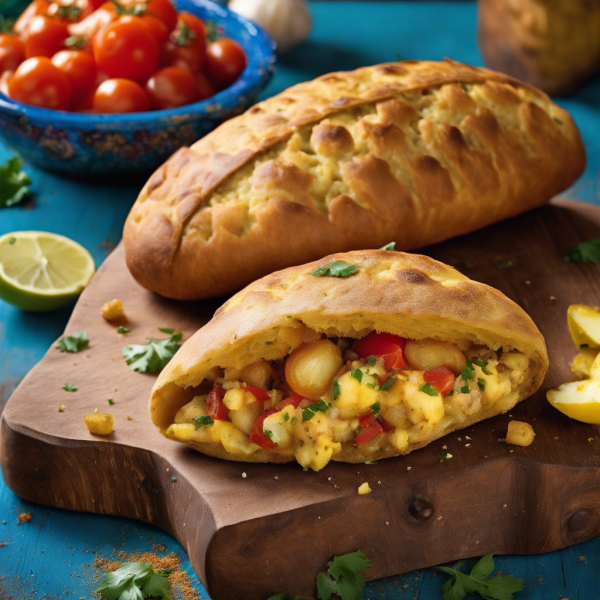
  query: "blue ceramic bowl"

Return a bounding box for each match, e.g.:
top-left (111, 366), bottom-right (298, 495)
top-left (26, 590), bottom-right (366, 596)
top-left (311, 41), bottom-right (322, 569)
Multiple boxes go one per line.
top-left (0, 0), bottom-right (276, 177)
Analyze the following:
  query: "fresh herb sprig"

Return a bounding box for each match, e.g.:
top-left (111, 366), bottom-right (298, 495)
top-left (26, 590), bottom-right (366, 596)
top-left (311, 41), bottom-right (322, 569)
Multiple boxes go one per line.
top-left (0, 157), bottom-right (32, 209)
top-left (564, 238), bottom-right (600, 264)
top-left (56, 331), bottom-right (89, 353)
top-left (311, 261), bottom-right (359, 278)
top-left (96, 561), bottom-right (172, 600)
top-left (436, 554), bottom-right (524, 600)
top-left (122, 332), bottom-right (182, 373)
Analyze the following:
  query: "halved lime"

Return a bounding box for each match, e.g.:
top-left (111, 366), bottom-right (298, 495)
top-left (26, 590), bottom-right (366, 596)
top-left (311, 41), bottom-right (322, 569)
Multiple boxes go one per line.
top-left (0, 231), bottom-right (95, 312)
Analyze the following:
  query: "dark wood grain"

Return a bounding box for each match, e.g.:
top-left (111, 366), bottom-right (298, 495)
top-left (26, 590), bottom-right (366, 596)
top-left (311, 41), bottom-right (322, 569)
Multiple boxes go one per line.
top-left (2, 199), bottom-right (600, 599)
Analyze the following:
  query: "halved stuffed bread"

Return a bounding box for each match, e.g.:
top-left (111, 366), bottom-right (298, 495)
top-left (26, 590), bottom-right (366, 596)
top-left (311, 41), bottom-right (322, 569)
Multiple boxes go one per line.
top-left (150, 250), bottom-right (548, 471)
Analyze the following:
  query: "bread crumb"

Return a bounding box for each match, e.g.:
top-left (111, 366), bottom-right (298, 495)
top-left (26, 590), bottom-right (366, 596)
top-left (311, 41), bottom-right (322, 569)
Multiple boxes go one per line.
top-left (579, 556), bottom-right (586, 562)
top-left (101, 299), bottom-right (126, 322)
top-left (358, 482), bottom-right (371, 495)
top-left (242, 472), bottom-right (247, 478)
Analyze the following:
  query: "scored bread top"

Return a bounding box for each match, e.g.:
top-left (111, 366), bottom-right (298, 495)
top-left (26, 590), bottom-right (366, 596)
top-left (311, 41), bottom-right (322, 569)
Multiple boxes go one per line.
top-left (150, 250), bottom-right (549, 433)
top-left (126, 59), bottom-right (585, 300)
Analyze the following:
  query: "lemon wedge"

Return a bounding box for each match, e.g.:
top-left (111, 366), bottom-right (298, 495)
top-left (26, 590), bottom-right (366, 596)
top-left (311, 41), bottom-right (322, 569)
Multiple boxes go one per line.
top-left (567, 304), bottom-right (600, 348)
top-left (547, 380), bottom-right (600, 424)
top-left (0, 231), bottom-right (95, 312)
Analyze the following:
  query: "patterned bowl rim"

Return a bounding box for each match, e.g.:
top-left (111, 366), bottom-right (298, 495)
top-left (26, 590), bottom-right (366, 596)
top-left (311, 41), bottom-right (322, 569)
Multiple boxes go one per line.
top-left (0, 0), bottom-right (277, 126)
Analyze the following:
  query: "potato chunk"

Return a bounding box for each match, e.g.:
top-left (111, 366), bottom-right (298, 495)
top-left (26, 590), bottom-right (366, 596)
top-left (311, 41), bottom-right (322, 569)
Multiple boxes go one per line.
top-left (84, 412), bottom-right (114, 435)
top-left (101, 299), bottom-right (126, 322)
top-left (506, 420), bottom-right (535, 447)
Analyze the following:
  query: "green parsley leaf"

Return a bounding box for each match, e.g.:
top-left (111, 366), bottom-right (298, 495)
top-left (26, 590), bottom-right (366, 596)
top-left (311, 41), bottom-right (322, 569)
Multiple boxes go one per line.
top-left (565, 238), bottom-right (600, 264)
top-left (420, 383), bottom-right (439, 396)
top-left (436, 554), bottom-right (524, 600)
top-left (96, 561), bottom-right (172, 600)
top-left (471, 358), bottom-right (487, 368)
top-left (351, 368), bottom-right (363, 383)
top-left (302, 399), bottom-right (330, 422)
top-left (379, 370), bottom-right (396, 392)
top-left (316, 551), bottom-right (371, 600)
top-left (461, 362), bottom-right (474, 381)
top-left (108, 398), bottom-right (115, 405)
top-left (0, 157), bottom-right (32, 209)
top-left (122, 333), bottom-right (182, 373)
top-left (496, 261), bottom-right (513, 269)
top-left (311, 261), bottom-right (359, 278)
top-left (477, 378), bottom-right (486, 391)
top-left (193, 415), bottom-right (214, 427)
top-left (62, 383), bottom-right (78, 392)
top-left (379, 242), bottom-right (396, 251)
top-left (56, 331), bottom-right (89, 353)
top-left (117, 326), bottom-right (130, 334)
top-left (366, 355), bottom-right (376, 367)
top-left (371, 402), bottom-right (380, 416)
top-left (332, 379), bottom-right (341, 400)
top-left (460, 386), bottom-right (470, 394)
top-left (157, 327), bottom-right (174, 334)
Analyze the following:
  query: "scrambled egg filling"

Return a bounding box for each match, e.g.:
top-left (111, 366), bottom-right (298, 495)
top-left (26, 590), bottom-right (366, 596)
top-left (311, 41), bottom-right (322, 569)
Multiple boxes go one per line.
top-left (168, 337), bottom-right (529, 471)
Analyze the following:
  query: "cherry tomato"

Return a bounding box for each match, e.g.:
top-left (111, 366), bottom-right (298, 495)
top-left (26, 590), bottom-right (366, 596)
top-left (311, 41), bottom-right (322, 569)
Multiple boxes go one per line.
top-left (0, 35), bottom-right (25, 74)
top-left (93, 15), bottom-right (159, 82)
top-left (0, 71), bottom-right (12, 96)
top-left (70, 86), bottom-right (95, 110)
top-left (161, 36), bottom-right (205, 73)
top-left (8, 56), bottom-right (72, 109)
top-left (145, 0), bottom-right (178, 32)
top-left (195, 71), bottom-right (214, 100)
top-left (205, 37), bottom-right (246, 90)
top-left (276, 394), bottom-right (304, 410)
top-left (249, 408), bottom-right (278, 449)
top-left (177, 11), bottom-right (206, 40)
top-left (67, 1), bottom-right (116, 41)
top-left (145, 66), bottom-right (198, 109)
top-left (51, 49), bottom-right (97, 97)
top-left (355, 413), bottom-right (384, 444)
top-left (13, 0), bottom-right (51, 37)
top-left (92, 78), bottom-right (149, 112)
top-left (23, 16), bottom-right (70, 59)
top-left (353, 332), bottom-right (407, 370)
top-left (379, 417), bottom-right (395, 433)
top-left (140, 15), bottom-right (169, 44)
top-left (423, 366), bottom-right (456, 396)
top-left (241, 385), bottom-right (270, 402)
top-left (206, 385), bottom-right (229, 421)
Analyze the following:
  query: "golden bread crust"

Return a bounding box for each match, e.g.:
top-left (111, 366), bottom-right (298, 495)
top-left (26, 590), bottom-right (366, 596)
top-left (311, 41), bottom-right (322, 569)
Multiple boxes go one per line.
top-left (150, 250), bottom-right (549, 465)
top-left (125, 59), bottom-right (585, 300)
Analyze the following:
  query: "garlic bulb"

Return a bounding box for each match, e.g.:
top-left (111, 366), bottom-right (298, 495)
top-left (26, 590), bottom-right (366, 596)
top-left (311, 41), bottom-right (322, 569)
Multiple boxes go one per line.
top-left (228, 0), bottom-right (311, 53)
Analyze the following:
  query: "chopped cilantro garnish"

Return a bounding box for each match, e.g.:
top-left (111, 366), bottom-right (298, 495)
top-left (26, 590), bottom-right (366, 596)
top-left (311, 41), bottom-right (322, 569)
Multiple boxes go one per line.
top-left (496, 260), bottom-right (513, 269)
top-left (460, 386), bottom-right (470, 394)
top-left (0, 157), bottom-right (32, 209)
top-left (62, 383), bottom-right (78, 392)
top-left (436, 554), bottom-right (524, 600)
top-left (302, 399), bottom-right (330, 422)
top-left (379, 242), bottom-right (396, 251)
top-left (356, 426), bottom-right (365, 435)
top-left (117, 326), bottom-right (130, 334)
top-left (283, 413), bottom-right (289, 422)
top-left (193, 415), bottom-right (214, 427)
top-left (471, 358), bottom-right (487, 368)
top-left (291, 416), bottom-right (298, 425)
top-left (477, 378), bottom-right (486, 391)
top-left (461, 362), bottom-right (474, 381)
top-left (351, 368), bottom-right (363, 383)
top-left (122, 333), bottom-right (182, 373)
top-left (439, 451), bottom-right (451, 462)
top-left (311, 261), bottom-right (359, 278)
top-left (371, 402), bottom-right (381, 416)
top-left (158, 327), bottom-right (174, 334)
top-left (565, 238), bottom-right (600, 264)
top-left (366, 355), bottom-right (376, 367)
top-left (420, 383), bottom-right (439, 396)
top-left (447, 390), bottom-right (455, 396)
top-left (264, 430), bottom-right (273, 439)
top-left (365, 382), bottom-right (376, 389)
top-left (56, 331), bottom-right (89, 353)
top-left (332, 378), bottom-right (341, 400)
top-left (108, 398), bottom-right (114, 405)
top-left (96, 561), bottom-right (172, 600)
top-left (379, 370), bottom-right (396, 391)
top-left (482, 367), bottom-right (492, 375)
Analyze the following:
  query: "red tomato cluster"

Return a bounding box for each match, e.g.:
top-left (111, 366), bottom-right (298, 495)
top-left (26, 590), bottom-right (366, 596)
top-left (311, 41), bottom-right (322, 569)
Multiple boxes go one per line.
top-left (0, 0), bottom-right (247, 113)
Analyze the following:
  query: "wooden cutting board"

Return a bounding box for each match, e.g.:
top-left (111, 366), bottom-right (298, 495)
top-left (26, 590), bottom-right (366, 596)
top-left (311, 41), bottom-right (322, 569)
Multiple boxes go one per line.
top-left (3, 198), bottom-right (600, 600)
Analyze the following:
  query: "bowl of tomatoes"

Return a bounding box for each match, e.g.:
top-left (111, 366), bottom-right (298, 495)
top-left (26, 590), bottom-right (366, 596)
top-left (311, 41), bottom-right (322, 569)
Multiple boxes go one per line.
top-left (0, 0), bottom-right (276, 176)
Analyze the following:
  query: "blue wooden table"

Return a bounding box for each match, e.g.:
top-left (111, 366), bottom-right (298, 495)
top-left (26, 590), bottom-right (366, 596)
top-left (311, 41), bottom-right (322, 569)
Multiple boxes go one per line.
top-left (2, 2), bottom-right (600, 598)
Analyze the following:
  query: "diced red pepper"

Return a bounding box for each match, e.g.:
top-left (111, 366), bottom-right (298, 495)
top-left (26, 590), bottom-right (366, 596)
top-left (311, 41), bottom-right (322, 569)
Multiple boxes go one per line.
top-left (249, 408), bottom-right (278, 450)
top-left (423, 366), bottom-right (455, 396)
top-left (379, 417), bottom-right (396, 433)
top-left (206, 385), bottom-right (229, 421)
top-left (353, 332), bottom-right (407, 370)
top-left (356, 413), bottom-right (384, 444)
top-left (242, 385), bottom-right (270, 402)
top-left (277, 394), bottom-right (304, 410)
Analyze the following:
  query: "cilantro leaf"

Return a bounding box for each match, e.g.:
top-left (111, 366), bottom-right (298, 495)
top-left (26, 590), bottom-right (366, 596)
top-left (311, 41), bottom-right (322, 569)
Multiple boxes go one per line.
top-left (420, 383), bottom-right (439, 396)
top-left (565, 238), bottom-right (600, 264)
top-left (317, 551), bottom-right (371, 600)
top-left (477, 378), bottom-right (486, 391)
top-left (437, 555), bottom-right (524, 600)
top-left (122, 333), bottom-right (182, 373)
top-left (461, 361), bottom-right (474, 381)
top-left (56, 331), bottom-right (89, 353)
top-left (193, 415), bottom-right (214, 427)
top-left (471, 358), bottom-right (487, 368)
top-left (63, 383), bottom-right (78, 392)
top-left (311, 261), bottom-right (359, 278)
top-left (157, 327), bottom-right (174, 334)
top-left (460, 385), bottom-right (470, 394)
top-left (140, 569), bottom-right (172, 600)
top-left (96, 562), bottom-right (159, 600)
top-left (379, 242), bottom-right (396, 251)
top-left (0, 157), bottom-right (32, 209)
top-left (351, 368), bottom-right (363, 383)
top-left (371, 402), bottom-right (380, 416)
top-left (332, 379), bottom-right (341, 401)
top-left (379, 370), bottom-right (396, 391)
top-left (302, 399), bottom-right (330, 422)
top-left (117, 326), bottom-right (130, 334)
top-left (365, 355), bottom-right (376, 367)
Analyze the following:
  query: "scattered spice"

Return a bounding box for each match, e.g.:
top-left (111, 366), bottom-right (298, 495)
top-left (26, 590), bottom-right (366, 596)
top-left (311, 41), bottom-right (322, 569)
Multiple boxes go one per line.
top-left (17, 512), bottom-right (32, 524)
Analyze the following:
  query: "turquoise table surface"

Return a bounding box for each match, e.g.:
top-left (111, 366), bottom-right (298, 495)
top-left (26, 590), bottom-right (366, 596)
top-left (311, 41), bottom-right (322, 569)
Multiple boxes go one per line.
top-left (2, 1), bottom-right (600, 598)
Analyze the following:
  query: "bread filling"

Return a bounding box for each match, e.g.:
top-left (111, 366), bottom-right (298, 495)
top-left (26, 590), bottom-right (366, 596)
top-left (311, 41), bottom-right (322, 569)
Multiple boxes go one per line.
top-left (165, 332), bottom-right (529, 471)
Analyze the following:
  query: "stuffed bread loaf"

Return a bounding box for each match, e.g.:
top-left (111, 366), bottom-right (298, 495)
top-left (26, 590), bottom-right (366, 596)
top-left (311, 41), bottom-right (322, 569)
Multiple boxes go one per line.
top-left (125, 59), bottom-right (584, 300)
top-left (150, 250), bottom-right (549, 471)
